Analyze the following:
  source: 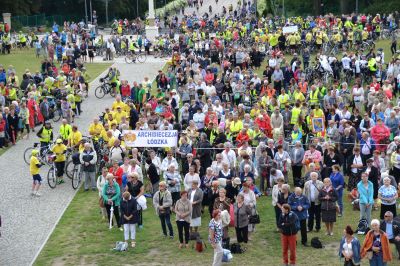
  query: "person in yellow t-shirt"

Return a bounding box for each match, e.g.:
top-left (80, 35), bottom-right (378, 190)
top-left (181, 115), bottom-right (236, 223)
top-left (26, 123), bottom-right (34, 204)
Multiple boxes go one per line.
top-left (30, 149), bottom-right (44, 196)
top-left (113, 106), bottom-right (127, 124)
top-left (111, 95), bottom-right (127, 111)
top-left (88, 118), bottom-right (104, 139)
top-left (51, 139), bottom-right (67, 184)
top-left (68, 125), bottom-right (82, 149)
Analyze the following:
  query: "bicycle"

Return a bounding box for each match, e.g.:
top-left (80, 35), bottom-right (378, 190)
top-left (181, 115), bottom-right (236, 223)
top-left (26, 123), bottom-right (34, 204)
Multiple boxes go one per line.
top-left (71, 164), bottom-right (82, 189)
top-left (125, 50), bottom-right (146, 64)
top-left (24, 142), bottom-right (53, 165)
top-left (95, 78), bottom-right (116, 99)
top-left (47, 154), bottom-right (58, 188)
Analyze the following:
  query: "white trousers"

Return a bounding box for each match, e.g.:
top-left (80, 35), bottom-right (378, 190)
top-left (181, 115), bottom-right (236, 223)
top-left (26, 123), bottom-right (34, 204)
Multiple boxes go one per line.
top-left (123, 223), bottom-right (136, 241)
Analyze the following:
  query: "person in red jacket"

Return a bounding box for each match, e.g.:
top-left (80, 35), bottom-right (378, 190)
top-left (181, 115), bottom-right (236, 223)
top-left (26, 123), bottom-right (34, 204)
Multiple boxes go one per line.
top-left (370, 117), bottom-right (390, 152)
top-left (120, 80), bottom-right (131, 101)
top-left (109, 160), bottom-right (123, 188)
top-left (0, 113), bottom-right (6, 148)
top-left (236, 128), bottom-right (250, 147)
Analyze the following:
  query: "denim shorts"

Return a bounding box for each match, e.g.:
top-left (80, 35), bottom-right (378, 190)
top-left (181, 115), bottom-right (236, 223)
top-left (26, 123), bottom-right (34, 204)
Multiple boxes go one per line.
top-left (32, 174), bottom-right (42, 183)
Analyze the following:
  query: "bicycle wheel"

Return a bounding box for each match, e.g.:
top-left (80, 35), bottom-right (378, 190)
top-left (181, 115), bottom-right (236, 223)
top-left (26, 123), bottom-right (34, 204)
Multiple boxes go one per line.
top-left (65, 160), bottom-right (75, 179)
top-left (95, 85), bottom-right (106, 99)
top-left (24, 147), bottom-right (34, 165)
top-left (137, 54), bottom-right (146, 63)
top-left (125, 54), bottom-right (133, 64)
top-left (52, 109), bottom-right (61, 122)
top-left (71, 165), bottom-right (81, 189)
top-left (47, 167), bottom-right (57, 188)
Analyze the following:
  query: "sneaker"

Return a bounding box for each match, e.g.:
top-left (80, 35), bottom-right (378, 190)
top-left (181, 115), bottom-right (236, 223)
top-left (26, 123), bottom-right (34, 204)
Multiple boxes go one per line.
top-left (58, 179), bottom-right (65, 184)
top-left (169, 235), bottom-right (174, 239)
top-left (329, 232), bottom-right (334, 236)
top-left (338, 213), bottom-right (342, 217)
top-left (139, 225), bottom-right (143, 229)
top-left (131, 241), bottom-right (136, 248)
top-left (119, 227), bottom-right (123, 232)
top-left (35, 192), bottom-right (42, 197)
top-left (31, 191), bottom-right (36, 196)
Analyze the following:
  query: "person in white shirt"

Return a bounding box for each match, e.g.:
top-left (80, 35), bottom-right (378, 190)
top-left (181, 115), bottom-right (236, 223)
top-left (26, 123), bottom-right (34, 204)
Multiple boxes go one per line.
top-left (269, 168), bottom-right (284, 186)
top-left (341, 54), bottom-right (351, 70)
top-left (221, 142), bottom-right (237, 172)
top-left (193, 108), bottom-right (205, 131)
top-left (352, 83), bottom-right (364, 112)
top-left (160, 151), bottom-right (179, 173)
top-left (184, 165), bottom-right (200, 191)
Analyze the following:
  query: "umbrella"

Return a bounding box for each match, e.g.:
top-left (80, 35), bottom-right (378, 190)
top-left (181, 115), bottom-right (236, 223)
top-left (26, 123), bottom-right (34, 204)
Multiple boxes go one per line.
top-left (109, 203), bottom-right (114, 230)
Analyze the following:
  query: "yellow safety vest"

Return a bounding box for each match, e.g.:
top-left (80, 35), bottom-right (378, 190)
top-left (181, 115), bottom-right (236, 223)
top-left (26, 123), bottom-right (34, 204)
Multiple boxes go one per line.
top-left (40, 128), bottom-right (52, 143)
top-left (291, 107), bottom-right (301, 125)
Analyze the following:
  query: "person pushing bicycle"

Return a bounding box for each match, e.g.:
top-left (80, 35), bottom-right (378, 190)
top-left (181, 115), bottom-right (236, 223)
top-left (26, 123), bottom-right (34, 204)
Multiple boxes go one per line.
top-left (36, 121), bottom-right (53, 156)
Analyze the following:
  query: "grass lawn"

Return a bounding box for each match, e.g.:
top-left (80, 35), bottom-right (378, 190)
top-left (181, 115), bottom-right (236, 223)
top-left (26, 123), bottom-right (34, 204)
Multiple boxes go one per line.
top-left (0, 49), bottom-right (112, 82)
top-left (34, 180), bottom-right (399, 266)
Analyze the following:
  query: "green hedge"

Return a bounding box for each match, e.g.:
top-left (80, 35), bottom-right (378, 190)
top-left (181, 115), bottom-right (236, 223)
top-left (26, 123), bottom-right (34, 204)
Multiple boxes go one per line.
top-left (154, 0), bottom-right (188, 17)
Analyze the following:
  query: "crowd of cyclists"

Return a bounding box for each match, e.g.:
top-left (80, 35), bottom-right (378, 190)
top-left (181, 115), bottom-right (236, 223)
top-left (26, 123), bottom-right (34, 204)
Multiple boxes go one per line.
top-left (9, 5), bottom-right (400, 266)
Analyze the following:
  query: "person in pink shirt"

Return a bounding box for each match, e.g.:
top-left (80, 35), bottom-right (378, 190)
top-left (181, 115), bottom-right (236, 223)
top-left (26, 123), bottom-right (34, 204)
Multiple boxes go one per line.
top-left (302, 144), bottom-right (322, 171)
top-left (370, 117), bottom-right (390, 152)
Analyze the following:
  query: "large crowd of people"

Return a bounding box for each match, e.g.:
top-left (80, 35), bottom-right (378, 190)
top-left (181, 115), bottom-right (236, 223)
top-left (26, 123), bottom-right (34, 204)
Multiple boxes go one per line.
top-left (13, 6), bottom-right (400, 266)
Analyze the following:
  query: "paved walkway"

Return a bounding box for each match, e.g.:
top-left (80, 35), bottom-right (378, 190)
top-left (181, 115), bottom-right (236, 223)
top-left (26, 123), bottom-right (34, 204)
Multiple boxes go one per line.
top-left (178, 0), bottom-right (239, 19)
top-left (0, 58), bottom-right (164, 266)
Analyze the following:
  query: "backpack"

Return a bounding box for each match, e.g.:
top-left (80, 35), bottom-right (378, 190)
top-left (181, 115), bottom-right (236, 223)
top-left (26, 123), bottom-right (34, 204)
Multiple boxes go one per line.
top-left (113, 241), bottom-right (128, 251)
top-left (230, 243), bottom-right (244, 254)
top-left (189, 231), bottom-right (200, 240)
top-left (195, 237), bottom-right (206, 252)
top-left (222, 237), bottom-right (230, 249)
top-left (356, 218), bottom-right (369, 235)
top-left (311, 237), bottom-right (323, 249)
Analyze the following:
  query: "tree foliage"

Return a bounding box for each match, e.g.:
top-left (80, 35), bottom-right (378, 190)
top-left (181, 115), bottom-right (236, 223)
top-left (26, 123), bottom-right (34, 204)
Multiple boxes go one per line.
top-left (273, 0), bottom-right (400, 16)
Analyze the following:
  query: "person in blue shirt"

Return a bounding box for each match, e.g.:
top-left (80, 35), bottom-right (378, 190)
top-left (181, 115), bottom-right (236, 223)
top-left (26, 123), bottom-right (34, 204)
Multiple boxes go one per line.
top-left (288, 187), bottom-right (310, 246)
top-left (330, 164), bottom-right (345, 217)
top-left (357, 172), bottom-right (374, 226)
top-left (52, 22), bottom-right (59, 35)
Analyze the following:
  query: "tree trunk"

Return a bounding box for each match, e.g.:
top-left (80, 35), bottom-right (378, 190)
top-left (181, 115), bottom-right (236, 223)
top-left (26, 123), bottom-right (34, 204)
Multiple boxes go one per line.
top-left (314, 0), bottom-right (321, 16)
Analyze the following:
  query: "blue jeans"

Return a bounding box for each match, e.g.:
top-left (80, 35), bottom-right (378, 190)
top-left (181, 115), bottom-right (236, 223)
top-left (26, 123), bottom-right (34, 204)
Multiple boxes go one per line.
top-left (360, 203), bottom-right (372, 225)
top-left (159, 212), bottom-right (173, 237)
top-left (369, 254), bottom-right (386, 266)
top-left (337, 189), bottom-right (343, 215)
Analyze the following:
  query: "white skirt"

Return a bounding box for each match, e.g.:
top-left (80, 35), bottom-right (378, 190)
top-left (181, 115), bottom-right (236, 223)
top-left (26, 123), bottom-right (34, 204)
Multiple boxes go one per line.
top-left (190, 217), bottom-right (201, 227)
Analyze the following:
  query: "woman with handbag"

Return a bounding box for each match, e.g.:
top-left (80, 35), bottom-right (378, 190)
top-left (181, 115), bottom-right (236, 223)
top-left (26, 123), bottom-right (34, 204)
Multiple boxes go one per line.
top-left (241, 181), bottom-right (257, 236)
top-left (209, 209), bottom-right (223, 266)
top-left (318, 178), bottom-right (338, 236)
top-left (361, 219), bottom-right (392, 266)
top-left (175, 190), bottom-right (192, 248)
top-left (153, 181), bottom-right (174, 238)
top-left (234, 193), bottom-right (252, 244)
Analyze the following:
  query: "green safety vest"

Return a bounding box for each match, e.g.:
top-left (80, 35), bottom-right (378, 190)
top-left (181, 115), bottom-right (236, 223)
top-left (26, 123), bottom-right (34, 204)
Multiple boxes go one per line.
top-left (59, 124), bottom-right (72, 140)
top-left (368, 58), bottom-right (377, 71)
top-left (40, 128), bottom-right (52, 143)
